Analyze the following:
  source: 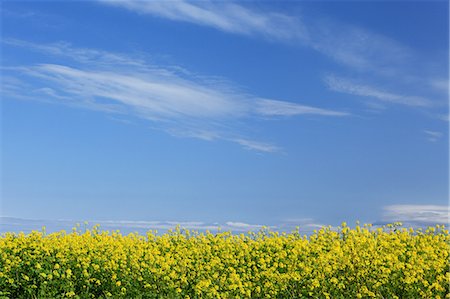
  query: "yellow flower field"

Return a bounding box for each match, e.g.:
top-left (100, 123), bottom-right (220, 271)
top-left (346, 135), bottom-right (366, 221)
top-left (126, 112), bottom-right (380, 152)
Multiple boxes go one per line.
top-left (0, 223), bottom-right (448, 298)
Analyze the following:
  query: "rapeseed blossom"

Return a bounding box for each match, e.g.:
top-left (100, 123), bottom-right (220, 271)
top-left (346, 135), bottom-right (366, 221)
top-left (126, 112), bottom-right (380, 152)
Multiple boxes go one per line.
top-left (0, 223), bottom-right (448, 298)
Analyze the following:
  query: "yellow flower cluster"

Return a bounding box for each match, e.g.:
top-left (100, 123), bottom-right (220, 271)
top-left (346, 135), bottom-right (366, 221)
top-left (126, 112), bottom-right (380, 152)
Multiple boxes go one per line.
top-left (0, 223), bottom-right (448, 298)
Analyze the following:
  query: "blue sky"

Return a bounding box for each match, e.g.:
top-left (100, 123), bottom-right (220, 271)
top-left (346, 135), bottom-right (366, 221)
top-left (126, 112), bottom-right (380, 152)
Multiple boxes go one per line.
top-left (1, 1), bottom-right (449, 233)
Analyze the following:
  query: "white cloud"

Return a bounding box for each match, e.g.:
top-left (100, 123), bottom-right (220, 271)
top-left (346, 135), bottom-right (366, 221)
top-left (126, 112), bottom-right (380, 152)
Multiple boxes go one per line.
top-left (308, 20), bottom-right (412, 72)
top-left (437, 114), bottom-right (450, 122)
top-left (382, 205), bottom-right (449, 225)
top-left (324, 75), bottom-right (432, 107)
top-left (98, 1), bottom-right (412, 74)
top-left (96, 220), bottom-right (222, 231)
top-left (225, 221), bottom-right (270, 230)
top-left (30, 64), bottom-right (244, 119)
top-left (278, 218), bottom-right (329, 232)
top-left (231, 138), bottom-right (281, 153)
top-left (4, 38), bottom-right (147, 68)
top-left (255, 98), bottom-right (348, 117)
top-left (97, 1), bottom-right (446, 112)
top-left (4, 41), bottom-right (346, 152)
top-left (98, 0), bottom-right (307, 42)
top-left (430, 78), bottom-right (449, 93)
top-left (423, 130), bottom-right (443, 142)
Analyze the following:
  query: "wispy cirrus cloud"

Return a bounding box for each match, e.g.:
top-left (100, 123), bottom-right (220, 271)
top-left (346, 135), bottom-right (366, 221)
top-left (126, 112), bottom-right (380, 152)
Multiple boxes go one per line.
top-left (423, 130), bottom-right (443, 142)
top-left (98, 0), bottom-right (409, 73)
top-left (437, 114), bottom-right (450, 122)
top-left (308, 19), bottom-right (412, 73)
top-left (98, 0), bottom-right (308, 42)
top-left (429, 78), bottom-right (449, 93)
top-left (3, 40), bottom-right (347, 153)
top-left (232, 138), bottom-right (281, 153)
top-left (255, 98), bottom-right (346, 117)
top-left (324, 75), bottom-right (433, 107)
top-left (98, 1), bottom-right (447, 113)
top-left (4, 38), bottom-right (147, 68)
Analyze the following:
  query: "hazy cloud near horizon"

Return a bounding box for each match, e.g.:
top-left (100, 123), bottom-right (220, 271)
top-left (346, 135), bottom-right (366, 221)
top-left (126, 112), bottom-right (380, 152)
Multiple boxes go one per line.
top-left (2, 204), bottom-right (447, 236)
top-left (380, 205), bottom-right (449, 226)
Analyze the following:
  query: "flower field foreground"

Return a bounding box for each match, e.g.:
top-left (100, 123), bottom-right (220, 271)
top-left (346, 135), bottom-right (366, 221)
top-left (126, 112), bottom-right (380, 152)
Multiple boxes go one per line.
top-left (0, 223), bottom-right (449, 299)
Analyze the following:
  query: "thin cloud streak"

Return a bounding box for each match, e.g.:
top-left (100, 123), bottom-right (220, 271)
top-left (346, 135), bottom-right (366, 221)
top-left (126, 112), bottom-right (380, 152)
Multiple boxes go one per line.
top-left (98, 0), bottom-right (308, 42)
top-left (4, 38), bottom-right (146, 68)
top-left (324, 75), bottom-right (433, 107)
top-left (4, 41), bottom-right (347, 152)
top-left (256, 98), bottom-right (347, 117)
top-left (423, 130), bottom-right (443, 142)
top-left (429, 78), bottom-right (449, 93)
top-left (437, 114), bottom-right (450, 122)
top-left (308, 19), bottom-right (412, 72)
top-left (232, 138), bottom-right (281, 153)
